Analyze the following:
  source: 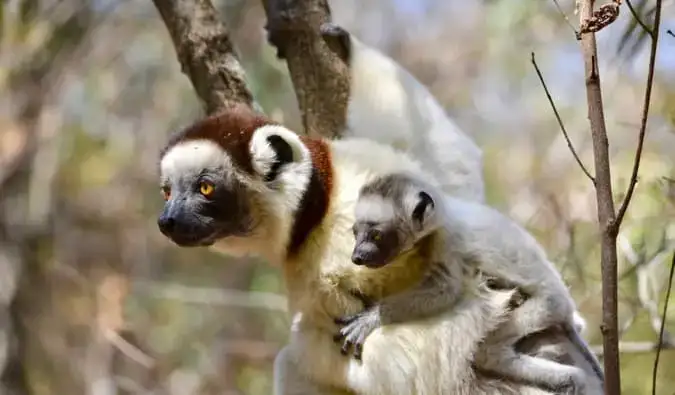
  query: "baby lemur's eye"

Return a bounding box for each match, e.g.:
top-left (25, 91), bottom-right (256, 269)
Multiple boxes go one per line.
top-left (370, 229), bottom-right (382, 241)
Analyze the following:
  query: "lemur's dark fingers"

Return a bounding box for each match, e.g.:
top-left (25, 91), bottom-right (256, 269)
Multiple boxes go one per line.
top-left (340, 340), bottom-right (353, 356)
top-left (352, 328), bottom-right (371, 361)
top-left (353, 342), bottom-right (364, 361)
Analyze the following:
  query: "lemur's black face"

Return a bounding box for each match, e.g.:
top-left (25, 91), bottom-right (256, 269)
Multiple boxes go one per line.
top-left (157, 140), bottom-right (256, 247)
top-left (158, 169), bottom-right (253, 247)
top-left (351, 221), bottom-right (402, 268)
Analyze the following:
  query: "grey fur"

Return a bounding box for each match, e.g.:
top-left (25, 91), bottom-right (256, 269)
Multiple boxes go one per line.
top-left (343, 172), bottom-right (604, 394)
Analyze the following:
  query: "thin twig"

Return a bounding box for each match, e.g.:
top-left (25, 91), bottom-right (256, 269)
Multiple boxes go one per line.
top-left (652, 253), bottom-right (675, 395)
top-left (551, 0), bottom-right (581, 37)
top-left (667, 29), bottom-right (674, 38)
top-left (625, 0), bottom-right (655, 37)
top-left (614, 0), bottom-right (663, 229)
top-left (531, 52), bottom-right (596, 184)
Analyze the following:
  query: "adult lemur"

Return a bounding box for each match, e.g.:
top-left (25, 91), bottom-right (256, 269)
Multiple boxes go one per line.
top-left (339, 172), bottom-right (604, 393)
top-left (157, 104), bottom-right (602, 394)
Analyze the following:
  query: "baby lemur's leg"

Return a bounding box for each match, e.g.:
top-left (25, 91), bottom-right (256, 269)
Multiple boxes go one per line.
top-left (475, 292), bottom-right (588, 394)
top-left (334, 262), bottom-right (464, 360)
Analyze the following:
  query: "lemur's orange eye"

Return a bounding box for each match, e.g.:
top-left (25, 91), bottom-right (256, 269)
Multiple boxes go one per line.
top-left (161, 186), bottom-right (171, 201)
top-left (199, 181), bottom-right (215, 197)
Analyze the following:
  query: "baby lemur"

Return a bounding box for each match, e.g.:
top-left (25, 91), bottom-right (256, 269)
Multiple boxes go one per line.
top-left (335, 172), bottom-right (603, 394)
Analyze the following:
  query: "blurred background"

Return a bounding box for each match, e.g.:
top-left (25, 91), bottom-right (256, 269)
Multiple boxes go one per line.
top-left (0, 0), bottom-right (674, 394)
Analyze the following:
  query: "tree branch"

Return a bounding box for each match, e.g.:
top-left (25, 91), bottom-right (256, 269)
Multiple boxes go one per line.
top-left (625, 0), bottom-right (654, 37)
top-left (614, 0), bottom-right (663, 228)
top-left (667, 29), bottom-right (674, 38)
top-left (578, 1), bottom-right (621, 393)
top-left (151, 0), bottom-right (257, 114)
top-left (262, 0), bottom-right (350, 138)
top-left (550, 0), bottom-right (580, 38)
top-left (652, 252), bottom-right (675, 395)
top-left (531, 52), bottom-right (595, 184)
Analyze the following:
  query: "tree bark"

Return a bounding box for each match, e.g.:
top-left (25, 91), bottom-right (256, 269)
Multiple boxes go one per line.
top-left (261, 0), bottom-right (350, 138)
top-left (152, 0), bottom-right (258, 114)
top-left (578, 1), bottom-right (621, 394)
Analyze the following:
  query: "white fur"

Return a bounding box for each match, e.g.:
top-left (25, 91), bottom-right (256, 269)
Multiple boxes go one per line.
top-left (354, 195), bottom-right (396, 224)
top-left (249, 125), bottom-right (314, 215)
top-left (343, 35), bottom-right (485, 202)
top-left (573, 310), bottom-right (588, 335)
top-left (160, 139), bottom-right (232, 184)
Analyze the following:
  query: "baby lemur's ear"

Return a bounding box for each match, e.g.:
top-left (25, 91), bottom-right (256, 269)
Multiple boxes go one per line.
top-left (249, 125), bottom-right (310, 184)
top-left (412, 191), bottom-right (434, 230)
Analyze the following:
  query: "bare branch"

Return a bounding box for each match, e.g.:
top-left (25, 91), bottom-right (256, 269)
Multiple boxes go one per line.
top-left (653, 252), bottom-right (675, 395)
top-left (151, 0), bottom-right (257, 114)
top-left (668, 29), bottom-right (674, 38)
top-left (614, 0), bottom-right (663, 229)
top-left (550, 0), bottom-right (580, 38)
top-left (578, 0), bottom-right (621, 392)
top-left (625, 0), bottom-right (654, 37)
top-left (531, 52), bottom-right (596, 184)
top-left (613, 0), bottom-right (662, 230)
top-left (262, 0), bottom-right (350, 138)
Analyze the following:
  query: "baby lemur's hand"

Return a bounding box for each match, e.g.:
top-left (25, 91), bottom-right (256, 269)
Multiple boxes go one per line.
top-left (333, 306), bottom-right (382, 361)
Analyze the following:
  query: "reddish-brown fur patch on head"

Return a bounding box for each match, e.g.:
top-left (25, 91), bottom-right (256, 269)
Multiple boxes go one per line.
top-left (286, 137), bottom-right (334, 257)
top-left (160, 103), bottom-right (278, 175)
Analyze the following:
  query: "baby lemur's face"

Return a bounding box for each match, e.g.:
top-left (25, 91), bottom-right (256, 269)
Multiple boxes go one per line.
top-left (351, 218), bottom-right (404, 268)
top-left (351, 188), bottom-right (435, 268)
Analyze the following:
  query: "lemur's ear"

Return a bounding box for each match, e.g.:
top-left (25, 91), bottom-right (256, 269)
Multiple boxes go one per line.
top-left (264, 134), bottom-right (294, 182)
top-left (412, 191), bottom-right (435, 230)
top-left (250, 125), bottom-right (308, 184)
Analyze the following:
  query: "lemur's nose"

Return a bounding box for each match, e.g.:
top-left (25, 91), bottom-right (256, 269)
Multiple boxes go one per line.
top-left (351, 252), bottom-right (365, 266)
top-left (157, 215), bottom-right (176, 235)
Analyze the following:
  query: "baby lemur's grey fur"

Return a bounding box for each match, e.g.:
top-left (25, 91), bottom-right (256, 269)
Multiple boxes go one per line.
top-left (335, 172), bottom-right (604, 394)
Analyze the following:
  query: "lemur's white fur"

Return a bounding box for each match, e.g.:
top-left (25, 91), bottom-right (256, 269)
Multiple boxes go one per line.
top-left (161, 139), bottom-right (233, 183)
top-left (343, 35), bottom-right (485, 202)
